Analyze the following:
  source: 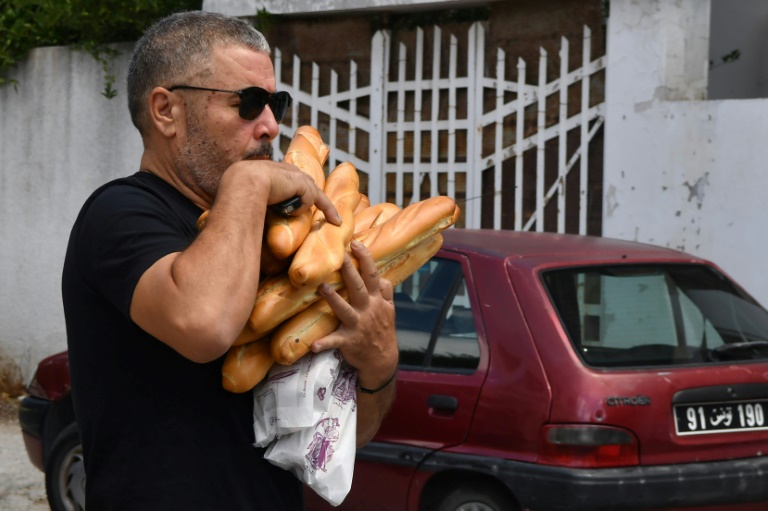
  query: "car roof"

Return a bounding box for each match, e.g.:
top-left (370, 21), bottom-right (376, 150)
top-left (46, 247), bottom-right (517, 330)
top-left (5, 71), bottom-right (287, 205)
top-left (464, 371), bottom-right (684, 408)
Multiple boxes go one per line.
top-left (441, 229), bottom-right (703, 266)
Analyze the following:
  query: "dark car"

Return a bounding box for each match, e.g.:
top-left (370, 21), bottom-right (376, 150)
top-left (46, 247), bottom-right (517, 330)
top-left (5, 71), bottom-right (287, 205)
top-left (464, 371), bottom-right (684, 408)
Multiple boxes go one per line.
top-left (19, 229), bottom-right (768, 511)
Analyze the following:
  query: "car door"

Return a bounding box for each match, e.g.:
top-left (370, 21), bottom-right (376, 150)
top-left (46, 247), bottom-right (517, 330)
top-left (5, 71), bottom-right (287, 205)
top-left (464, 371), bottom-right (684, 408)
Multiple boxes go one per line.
top-left (305, 251), bottom-right (488, 511)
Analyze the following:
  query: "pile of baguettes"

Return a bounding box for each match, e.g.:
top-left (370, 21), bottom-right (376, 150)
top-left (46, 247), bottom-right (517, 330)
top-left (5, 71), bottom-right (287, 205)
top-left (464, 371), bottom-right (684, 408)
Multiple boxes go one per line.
top-left (199, 126), bottom-right (460, 393)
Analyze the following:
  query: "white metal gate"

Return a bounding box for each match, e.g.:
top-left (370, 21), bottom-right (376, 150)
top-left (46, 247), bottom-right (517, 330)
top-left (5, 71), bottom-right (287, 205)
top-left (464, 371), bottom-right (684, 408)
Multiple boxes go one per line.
top-left (272, 22), bottom-right (606, 233)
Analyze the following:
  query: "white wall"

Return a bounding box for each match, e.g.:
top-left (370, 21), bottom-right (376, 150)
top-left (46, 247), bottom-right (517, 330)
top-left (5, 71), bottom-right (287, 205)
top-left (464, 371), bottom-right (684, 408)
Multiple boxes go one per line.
top-left (0, 43), bottom-right (142, 381)
top-left (603, 0), bottom-right (768, 306)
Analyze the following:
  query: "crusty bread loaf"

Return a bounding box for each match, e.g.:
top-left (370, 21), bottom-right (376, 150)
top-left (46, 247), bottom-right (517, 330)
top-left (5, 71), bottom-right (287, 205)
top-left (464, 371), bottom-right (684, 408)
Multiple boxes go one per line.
top-left (353, 202), bottom-right (401, 234)
top-left (236, 196), bottom-right (460, 345)
top-left (287, 162), bottom-right (361, 288)
top-left (283, 136), bottom-right (326, 189)
top-left (355, 196), bottom-right (460, 264)
top-left (265, 126), bottom-right (329, 260)
top-left (270, 234), bottom-right (444, 365)
top-left (294, 126), bottom-right (329, 166)
top-left (354, 194), bottom-right (370, 215)
top-left (221, 338), bottom-right (274, 393)
top-left (265, 208), bottom-right (315, 261)
top-left (260, 228), bottom-right (292, 276)
top-left (235, 266), bottom-right (347, 345)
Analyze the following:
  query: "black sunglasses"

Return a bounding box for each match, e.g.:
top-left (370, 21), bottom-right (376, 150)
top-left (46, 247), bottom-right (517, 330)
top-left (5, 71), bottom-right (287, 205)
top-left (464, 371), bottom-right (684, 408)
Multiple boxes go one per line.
top-left (167, 85), bottom-right (292, 123)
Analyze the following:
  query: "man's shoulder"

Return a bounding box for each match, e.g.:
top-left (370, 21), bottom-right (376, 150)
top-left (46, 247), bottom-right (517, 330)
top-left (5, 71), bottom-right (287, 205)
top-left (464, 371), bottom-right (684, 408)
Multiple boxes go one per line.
top-left (91, 171), bottom-right (177, 202)
top-left (81, 171), bottom-right (192, 218)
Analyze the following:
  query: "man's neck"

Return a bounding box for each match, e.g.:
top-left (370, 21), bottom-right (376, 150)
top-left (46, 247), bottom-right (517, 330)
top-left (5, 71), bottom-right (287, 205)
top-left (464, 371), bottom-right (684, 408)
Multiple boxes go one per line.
top-left (139, 150), bottom-right (213, 210)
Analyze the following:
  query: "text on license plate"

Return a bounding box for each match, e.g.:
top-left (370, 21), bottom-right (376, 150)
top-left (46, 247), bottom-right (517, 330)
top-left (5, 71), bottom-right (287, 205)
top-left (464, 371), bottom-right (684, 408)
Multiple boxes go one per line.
top-left (674, 400), bottom-right (768, 435)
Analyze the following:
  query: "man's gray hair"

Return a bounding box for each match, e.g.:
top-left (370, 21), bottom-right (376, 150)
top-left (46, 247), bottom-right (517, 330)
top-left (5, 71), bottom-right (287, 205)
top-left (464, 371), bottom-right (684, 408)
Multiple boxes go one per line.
top-left (127, 10), bottom-right (270, 135)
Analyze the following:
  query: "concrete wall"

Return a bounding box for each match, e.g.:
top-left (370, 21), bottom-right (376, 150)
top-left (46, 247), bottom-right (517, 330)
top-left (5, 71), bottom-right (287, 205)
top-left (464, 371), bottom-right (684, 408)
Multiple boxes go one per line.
top-left (603, 0), bottom-right (768, 307)
top-left (0, 44), bottom-right (142, 383)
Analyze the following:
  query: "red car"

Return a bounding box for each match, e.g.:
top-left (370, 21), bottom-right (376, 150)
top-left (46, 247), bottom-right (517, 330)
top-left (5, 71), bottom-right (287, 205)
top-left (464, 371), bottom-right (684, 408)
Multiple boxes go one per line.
top-left (19, 229), bottom-right (768, 511)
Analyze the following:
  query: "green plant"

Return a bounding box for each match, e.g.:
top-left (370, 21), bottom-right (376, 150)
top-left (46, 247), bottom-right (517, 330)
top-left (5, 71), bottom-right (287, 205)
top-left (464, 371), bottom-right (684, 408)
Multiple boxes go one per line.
top-left (0, 0), bottom-right (203, 97)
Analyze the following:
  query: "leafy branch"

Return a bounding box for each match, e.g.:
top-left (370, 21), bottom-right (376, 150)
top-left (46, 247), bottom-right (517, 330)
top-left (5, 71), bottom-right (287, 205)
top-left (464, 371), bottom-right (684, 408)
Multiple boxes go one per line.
top-left (1, 0), bottom-right (203, 97)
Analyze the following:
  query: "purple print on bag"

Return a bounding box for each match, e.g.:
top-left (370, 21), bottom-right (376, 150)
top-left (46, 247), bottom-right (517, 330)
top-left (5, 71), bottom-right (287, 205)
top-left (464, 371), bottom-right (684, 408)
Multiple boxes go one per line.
top-left (268, 369), bottom-right (300, 383)
top-left (317, 387), bottom-right (326, 401)
top-left (332, 363), bottom-right (357, 405)
top-left (306, 417), bottom-right (340, 473)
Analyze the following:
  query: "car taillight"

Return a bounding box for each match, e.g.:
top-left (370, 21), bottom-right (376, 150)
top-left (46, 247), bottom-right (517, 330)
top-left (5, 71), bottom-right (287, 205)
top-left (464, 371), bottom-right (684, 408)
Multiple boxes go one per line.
top-left (538, 424), bottom-right (639, 468)
top-left (25, 355), bottom-right (71, 401)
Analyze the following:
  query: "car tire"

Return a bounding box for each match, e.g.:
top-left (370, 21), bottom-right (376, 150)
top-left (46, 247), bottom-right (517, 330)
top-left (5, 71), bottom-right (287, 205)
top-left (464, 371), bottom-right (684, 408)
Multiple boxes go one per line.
top-left (45, 422), bottom-right (86, 511)
top-left (436, 481), bottom-right (518, 511)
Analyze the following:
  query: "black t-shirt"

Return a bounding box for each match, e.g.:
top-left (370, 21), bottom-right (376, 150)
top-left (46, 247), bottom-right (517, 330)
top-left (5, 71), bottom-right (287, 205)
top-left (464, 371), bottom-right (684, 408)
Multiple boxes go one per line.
top-left (62, 171), bottom-right (303, 511)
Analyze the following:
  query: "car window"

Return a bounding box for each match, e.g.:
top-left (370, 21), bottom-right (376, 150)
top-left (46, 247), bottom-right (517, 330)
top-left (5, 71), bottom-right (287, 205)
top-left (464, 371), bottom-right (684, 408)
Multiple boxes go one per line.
top-left (394, 257), bottom-right (480, 372)
top-left (543, 264), bottom-right (768, 368)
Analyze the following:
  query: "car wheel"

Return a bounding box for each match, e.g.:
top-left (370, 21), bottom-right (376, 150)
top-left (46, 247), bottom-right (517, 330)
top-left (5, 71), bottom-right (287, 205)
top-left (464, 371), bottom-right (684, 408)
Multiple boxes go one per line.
top-left (436, 482), bottom-right (518, 511)
top-left (45, 422), bottom-right (86, 511)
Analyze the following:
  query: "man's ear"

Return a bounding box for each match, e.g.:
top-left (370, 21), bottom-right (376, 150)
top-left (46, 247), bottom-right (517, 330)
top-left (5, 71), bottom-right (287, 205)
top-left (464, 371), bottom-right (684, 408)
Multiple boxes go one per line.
top-left (148, 87), bottom-right (183, 138)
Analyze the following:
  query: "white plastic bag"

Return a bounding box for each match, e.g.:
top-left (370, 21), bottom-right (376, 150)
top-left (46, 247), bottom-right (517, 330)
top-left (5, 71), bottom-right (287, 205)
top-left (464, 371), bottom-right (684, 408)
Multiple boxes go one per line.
top-left (253, 349), bottom-right (358, 506)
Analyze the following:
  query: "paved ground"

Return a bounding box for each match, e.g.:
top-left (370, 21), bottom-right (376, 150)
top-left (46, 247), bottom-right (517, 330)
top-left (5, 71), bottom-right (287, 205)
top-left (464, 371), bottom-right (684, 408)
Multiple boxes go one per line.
top-left (0, 396), bottom-right (49, 511)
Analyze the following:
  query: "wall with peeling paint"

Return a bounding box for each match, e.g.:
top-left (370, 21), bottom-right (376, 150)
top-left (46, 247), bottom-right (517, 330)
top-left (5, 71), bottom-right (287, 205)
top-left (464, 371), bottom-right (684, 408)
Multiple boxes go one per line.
top-left (604, 0), bottom-right (768, 306)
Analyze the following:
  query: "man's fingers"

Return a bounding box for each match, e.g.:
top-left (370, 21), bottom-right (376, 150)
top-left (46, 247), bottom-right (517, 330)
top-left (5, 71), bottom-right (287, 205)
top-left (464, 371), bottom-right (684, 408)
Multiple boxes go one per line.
top-left (338, 253), bottom-right (369, 308)
top-left (293, 175), bottom-right (339, 223)
top-left (349, 241), bottom-right (381, 296)
top-left (269, 164), bottom-right (340, 224)
top-left (380, 277), bottom-right (394, 302)
top-left (312, 188), bottom-right (341, 225)
top-left (318, 284), bottom-right (356, 325)
top-left (311, 283), bottom-right (354, 353)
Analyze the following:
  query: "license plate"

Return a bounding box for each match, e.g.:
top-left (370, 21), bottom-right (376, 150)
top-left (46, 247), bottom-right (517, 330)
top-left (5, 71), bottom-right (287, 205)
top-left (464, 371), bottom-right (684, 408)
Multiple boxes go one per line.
top-left (674, 400), bottom-right (768, 435)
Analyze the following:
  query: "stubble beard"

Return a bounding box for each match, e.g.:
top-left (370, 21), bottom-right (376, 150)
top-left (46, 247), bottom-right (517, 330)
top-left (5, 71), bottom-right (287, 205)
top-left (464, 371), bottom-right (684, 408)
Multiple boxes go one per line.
top-left (178, 109), bottom-right (274, 198)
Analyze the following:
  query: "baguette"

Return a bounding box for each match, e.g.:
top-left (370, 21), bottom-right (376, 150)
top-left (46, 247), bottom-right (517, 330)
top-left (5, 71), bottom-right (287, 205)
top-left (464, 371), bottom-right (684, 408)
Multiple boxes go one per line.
top-left (236, 196), bottom-right (460, 345)
top-left (353, 202), bottom-right (401, 234)
top-left (260, 229), bottom-right (292, 276)
top-left (221, 338), bottom-right (274, 393)
top-left (235, 263), bottom-right (348, 346)
top-left (355, 196), bottom-right (460, 264)
top-left (354, 194), bottom-right (370, 215)
top-left (270, 234), bottom-right (444, 365)
top-left (265, 208), bottom-right (314, 260)
top-left (294, 126), bottom-right (329, 166)
top-left (283, 134), bottom-right (326, 187)
top-left (265, 127), bottom-right (329, 260)
top-left (287, 162), bottom-right (361, 288)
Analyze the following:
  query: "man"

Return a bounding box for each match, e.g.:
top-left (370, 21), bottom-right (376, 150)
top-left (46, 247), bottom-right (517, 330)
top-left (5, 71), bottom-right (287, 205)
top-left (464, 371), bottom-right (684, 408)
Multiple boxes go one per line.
top-left (62, 10), bottom-right (398, 510)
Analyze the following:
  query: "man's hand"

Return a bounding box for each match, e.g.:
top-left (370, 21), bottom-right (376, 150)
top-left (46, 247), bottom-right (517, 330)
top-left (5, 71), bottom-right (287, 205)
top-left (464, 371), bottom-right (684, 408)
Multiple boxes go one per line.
top-left (311, 241), bottom-right (398, 385)
top-left (310, 241), bottom-right (399, 446)
top-left (224, 159), bottom-right (340, 225)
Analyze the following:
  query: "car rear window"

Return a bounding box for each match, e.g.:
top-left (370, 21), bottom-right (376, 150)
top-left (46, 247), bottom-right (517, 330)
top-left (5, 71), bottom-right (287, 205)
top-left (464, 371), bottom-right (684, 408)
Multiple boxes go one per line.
top-left (543, 264), bottom-right (768, 368)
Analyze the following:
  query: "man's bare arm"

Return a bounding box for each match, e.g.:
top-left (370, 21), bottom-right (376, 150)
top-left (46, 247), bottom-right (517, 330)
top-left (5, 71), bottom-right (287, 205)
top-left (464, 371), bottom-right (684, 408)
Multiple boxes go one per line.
top-left (130, 160), bottom-right (339, 363)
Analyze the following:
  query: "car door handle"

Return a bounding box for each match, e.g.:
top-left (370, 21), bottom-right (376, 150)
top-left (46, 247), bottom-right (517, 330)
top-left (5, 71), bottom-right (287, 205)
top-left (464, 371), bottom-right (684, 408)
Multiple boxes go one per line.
top-left (427, 394), bottom-right (458, 411)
